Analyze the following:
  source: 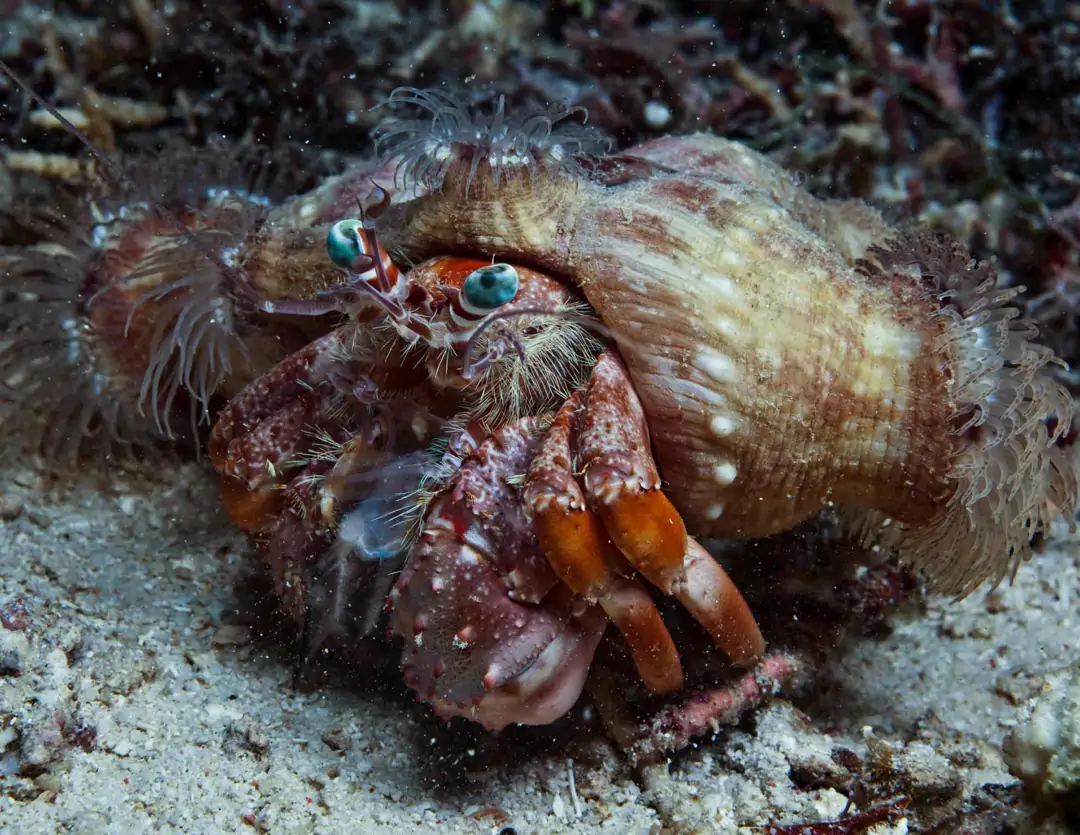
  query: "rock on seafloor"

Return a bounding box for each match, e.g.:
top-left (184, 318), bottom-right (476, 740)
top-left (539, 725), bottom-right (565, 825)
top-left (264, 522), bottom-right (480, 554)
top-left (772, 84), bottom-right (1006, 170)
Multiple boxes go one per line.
top-left (1005, 661), bottom-right (1080, 814)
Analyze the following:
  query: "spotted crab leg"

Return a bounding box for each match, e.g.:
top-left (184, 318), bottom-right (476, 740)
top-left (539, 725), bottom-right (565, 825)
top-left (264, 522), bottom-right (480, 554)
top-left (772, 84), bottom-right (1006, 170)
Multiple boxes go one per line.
top-left (387, 416), bottom-right (608, 731)
top-left (209, 323), bottom-right (439, 534)
top-left (209, 329), bottom-right (446, 674)
top-left (210, 329), bottom-right (345, 473)
top-left (525, 391), bottom-right (684, 694)
top-left (579, 351), bottom-right (766, 667)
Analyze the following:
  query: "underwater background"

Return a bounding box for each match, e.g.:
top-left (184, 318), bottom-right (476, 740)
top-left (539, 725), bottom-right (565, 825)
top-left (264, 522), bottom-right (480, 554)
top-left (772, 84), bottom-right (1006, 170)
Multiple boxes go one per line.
top-left (3, 2), bottom-right (1080, 832)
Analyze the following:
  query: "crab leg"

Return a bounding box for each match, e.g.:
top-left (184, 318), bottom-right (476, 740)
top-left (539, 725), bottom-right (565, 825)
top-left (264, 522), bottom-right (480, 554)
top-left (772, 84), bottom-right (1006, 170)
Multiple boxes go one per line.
top-left (579, 351), bottom-right (766, 666)
top-left (218, 471), bottom-right (286, 534)
top-left (209, 328), bottom-right (345, 469)
top-left (525, 392), bottom-right (684, 694)
top-left (578, 351), bottom-right (690, 590)
top-left (679, 539), bottom-right (767, 666)
top-left (217, 395), bottom-right (335, 533)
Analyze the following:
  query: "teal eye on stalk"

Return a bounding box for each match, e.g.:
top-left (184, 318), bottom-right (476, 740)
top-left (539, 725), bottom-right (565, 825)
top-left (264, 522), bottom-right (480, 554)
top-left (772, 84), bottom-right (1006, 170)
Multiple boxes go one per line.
top-left (463, 263), bottom-right (519, 310)
top-left (326, 219), bottom-right (365, 268)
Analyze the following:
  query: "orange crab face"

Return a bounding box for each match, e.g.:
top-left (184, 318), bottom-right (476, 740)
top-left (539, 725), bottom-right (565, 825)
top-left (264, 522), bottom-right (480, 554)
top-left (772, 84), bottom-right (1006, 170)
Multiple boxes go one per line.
top-left (409, 255), bottom-right (573, 305)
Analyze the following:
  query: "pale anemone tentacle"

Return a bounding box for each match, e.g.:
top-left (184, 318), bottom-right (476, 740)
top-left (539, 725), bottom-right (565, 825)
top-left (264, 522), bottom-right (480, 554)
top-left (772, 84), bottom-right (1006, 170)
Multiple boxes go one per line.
top-left (372, 86), bottom-right (613, 197)
top-left (846, 234), bottom-right (1077, 595)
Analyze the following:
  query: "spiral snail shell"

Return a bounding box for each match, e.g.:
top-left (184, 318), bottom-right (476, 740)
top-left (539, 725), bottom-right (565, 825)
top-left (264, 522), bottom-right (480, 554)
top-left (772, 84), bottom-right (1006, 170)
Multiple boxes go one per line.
top-left (375, 89), bottom-right (1077, 596)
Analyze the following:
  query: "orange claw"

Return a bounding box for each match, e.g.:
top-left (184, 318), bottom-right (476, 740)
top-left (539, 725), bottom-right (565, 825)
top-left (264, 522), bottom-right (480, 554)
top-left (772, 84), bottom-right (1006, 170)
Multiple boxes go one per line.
top-left (675, 540), bottom-right (766, 667)
top-left (577, 350), bottom-right (764, 667)
top-left (532, 501), bottom-right (624, 598)
top-left (219, 476), bottom-right (283, 534)
top-left (596, 489), bottom-right (688, 594)
top-left (532, 504), bottom-right (683, 694)
top-left (527, 394), bottom-right (684, 693)
top-left (578, 351), bottom-right (688, 592)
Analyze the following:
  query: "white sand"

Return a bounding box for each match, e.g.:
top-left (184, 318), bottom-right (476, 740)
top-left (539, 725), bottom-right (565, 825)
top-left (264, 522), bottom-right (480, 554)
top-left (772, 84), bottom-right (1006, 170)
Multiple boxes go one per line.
top-left (1, 457), bottom-right (1076, 833)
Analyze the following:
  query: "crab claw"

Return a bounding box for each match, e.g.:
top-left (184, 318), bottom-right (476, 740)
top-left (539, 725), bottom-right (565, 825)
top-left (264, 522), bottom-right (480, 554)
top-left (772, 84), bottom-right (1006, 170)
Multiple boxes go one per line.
top-left (578, 351), bottom-right (689, 591)
top-left (210, 330), bottom-right (347, 533)
top-left (579, 351), bottom-right (766, 669)
top-left (210, 329), bottom-right (345, 472)
top-left (218, 472), bottom-right (286, 534)
top-left (387, 416), bottom-right (607, 731)
top-left (526, 392), bottom-right (684, 694)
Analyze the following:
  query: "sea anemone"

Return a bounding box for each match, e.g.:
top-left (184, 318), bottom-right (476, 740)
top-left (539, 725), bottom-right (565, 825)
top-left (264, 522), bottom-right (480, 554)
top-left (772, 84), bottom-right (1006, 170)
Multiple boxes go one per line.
top-left (848, 232), bottom-right (1077, 594)
top-left (0, 143), bottom-right (290, 464)
top-left (1, 217), bottom-right (149, 464)
top-left (372, 86), bottom-right (613, 196)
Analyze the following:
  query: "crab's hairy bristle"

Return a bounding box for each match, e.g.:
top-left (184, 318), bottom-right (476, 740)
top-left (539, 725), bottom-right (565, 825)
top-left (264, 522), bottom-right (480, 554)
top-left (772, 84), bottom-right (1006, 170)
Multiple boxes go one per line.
top-left (373, 86), bottom-right (612, 196)
top-left (849, 233), bottom-right (1079, 596)
top-left (294, 427), bottom-right (350, 465)
top-left (465, 300), bottom-right (603, 429)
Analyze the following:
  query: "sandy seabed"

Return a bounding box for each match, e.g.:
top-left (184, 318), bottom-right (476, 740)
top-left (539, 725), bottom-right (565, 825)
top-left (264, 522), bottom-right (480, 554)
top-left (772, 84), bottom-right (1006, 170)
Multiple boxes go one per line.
top-left (1, 457), bottom-right (1078, 834)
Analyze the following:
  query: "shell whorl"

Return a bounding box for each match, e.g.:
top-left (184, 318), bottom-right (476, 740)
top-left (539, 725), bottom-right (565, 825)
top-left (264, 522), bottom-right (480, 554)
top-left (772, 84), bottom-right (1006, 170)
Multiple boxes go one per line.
top-left (379, 106), bottom-right (1077, 597)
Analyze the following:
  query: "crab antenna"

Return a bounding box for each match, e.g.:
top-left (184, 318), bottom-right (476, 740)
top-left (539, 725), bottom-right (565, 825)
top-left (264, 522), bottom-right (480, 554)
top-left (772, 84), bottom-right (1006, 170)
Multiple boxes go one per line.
top-left (459, 305), bottom-right (564, 378)
top-left (0, 56), bottom-right (250, 294)
top-left (360, 183), bottom-right (391, 226)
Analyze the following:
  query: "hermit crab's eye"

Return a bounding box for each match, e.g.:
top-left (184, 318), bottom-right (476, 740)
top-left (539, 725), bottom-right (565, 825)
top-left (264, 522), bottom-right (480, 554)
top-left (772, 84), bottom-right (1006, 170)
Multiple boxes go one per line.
top-left (326, 219), bottom-right (365, 268)
top-left (463, 263), bottom-right (519, 311)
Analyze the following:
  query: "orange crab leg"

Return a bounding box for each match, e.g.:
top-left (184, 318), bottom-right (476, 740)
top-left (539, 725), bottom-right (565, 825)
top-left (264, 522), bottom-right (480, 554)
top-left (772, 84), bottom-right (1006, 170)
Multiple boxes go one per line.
top-left (675, 540), bottom-right (766, 666)
top-left (578, 351), bottom-right (688, 592)
top-left (595, 489), bottom-right (688, 592)
top-left (578, 351), bottom-right (765, 666)
top-left (526, 393), bottom-right (683, 694)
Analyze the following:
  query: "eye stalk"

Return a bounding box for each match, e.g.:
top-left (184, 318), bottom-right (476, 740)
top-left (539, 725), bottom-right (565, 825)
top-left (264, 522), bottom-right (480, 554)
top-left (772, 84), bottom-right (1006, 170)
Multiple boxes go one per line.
top-left (326, 219), bottom-right (366, 269)
top-left (462, 263), bottom-right (520, 312)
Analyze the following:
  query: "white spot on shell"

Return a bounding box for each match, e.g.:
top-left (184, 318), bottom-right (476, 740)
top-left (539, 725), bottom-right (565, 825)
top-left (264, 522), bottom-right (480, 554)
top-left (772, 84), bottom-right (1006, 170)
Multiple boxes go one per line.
top-left (713, 462), bottom-right (738, 485)
top-left (695, 348), bottom-right (739, 384)
top-left (709, 414), bottom-right (737, 436)
top-left (705, 274), bottom-right (739, 296)
top-left (730, 227), bottom-right (757, 247)
top-left (704, 503), bottom-right (725, 520)
top-left (715, 317), bottom-right (739, 337)
top-left (719, 250), bottom-right (747, 269)
top-left (863, 319), bottom-right (921, 360)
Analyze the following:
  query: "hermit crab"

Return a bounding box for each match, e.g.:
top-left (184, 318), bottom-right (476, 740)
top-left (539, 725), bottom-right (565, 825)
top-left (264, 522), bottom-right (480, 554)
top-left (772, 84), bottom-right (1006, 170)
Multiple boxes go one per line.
top-left (208, 191), bottom-right (767, 727)
top-left (372, 88), bottom-right (1077, 594)
top-left (203, 88), bottom-right (1077, 730)
top-left (2, 76), bottom-right (1076, 735)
